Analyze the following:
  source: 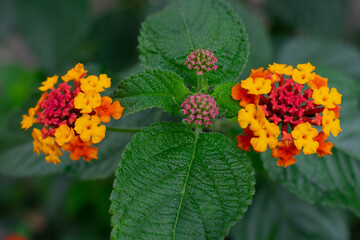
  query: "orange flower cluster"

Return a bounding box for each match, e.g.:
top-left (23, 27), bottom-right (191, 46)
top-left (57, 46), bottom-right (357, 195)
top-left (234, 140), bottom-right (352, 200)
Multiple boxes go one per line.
top-left (232, 63), bottom-right (342, 167)
top-left (21, 63), bottom-right (124, 164)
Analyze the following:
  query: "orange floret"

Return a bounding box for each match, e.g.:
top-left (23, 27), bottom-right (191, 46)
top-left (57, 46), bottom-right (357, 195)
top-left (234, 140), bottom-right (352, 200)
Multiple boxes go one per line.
top-left (95, 96), bottom-right (124, 123)
top-left (231, 83), bottom-right (259, 107)
top-left (249, 67), bottom-right (272, 79)
top-left (314, 131), bottom-right (333, 157)
top-left (62, 136), bottom-right (98, 161)
top-left (307, 74), bottom-right (328, 90)
top-left (236, 127), bottom-right (255, 152)
top-left (271, 141), bottom-right (301, 168)
top-left (329, 105), bottom-right (341, 119)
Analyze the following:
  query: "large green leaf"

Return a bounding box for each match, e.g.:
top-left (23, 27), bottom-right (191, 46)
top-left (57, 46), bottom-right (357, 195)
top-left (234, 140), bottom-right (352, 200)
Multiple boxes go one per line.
top-left (229, 184), bottom-right (349, 240)
top-left (262, 68), bottom-right (360, 216)
top-left (0, 107), bottom-right (161, 179)
top-left (112, 69), bottom-right (190, 116)
top-left (278, 37), bottom-right (360, 82)
top-left (211, 81), bottom-right (240, 118)
top-left (138, 0), bottom-right (249, 87)
top-left (110, 122), bottom-right (255, 240)
top-left (226, 0), bottom-right (272, 78)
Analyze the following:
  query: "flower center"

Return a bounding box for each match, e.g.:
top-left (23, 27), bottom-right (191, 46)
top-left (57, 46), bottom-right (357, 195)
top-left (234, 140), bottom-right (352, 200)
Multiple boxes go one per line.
top-left (258, 78), bottom-right (323, 138)
top-left (37, 83), bottom-right (80, 137)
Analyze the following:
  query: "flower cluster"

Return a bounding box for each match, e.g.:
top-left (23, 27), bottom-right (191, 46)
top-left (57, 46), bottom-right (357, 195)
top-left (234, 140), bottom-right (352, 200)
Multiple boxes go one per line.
top-left (21, 63), bottom-right (124, 164)
top-left (185, 49), bottom-right (218, 75)
top-left (181, 93), bottom-right (219, 127)
top-left (232, 63), bottom-right (342, 167)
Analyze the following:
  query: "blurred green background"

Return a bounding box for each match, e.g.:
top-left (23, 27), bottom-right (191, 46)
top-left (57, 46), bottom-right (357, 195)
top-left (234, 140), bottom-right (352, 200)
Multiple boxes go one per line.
top-left (1, 0), bottom-right (360, 239)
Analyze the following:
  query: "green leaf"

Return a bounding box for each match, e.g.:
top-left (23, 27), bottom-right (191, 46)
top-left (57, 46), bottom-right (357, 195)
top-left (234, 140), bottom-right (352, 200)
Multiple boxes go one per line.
top-left (229, 184), bottom-right (349, 240)
top-left (278, 37), bottom-right (360, 82)
top-left (112, 69), bottom-right (190, 116)
top-left (211, 81), bottom-right (240, 118)
top-left (110, 122), bottom-right (255, 240)
top-left (226, 0), bottom-right (273, 78)
top-left (0, 107), bottom-right (161, 179)
top-left (138, 0), bottom-right (249, 86)
top-left (262, 68), bottom-right (360, 216)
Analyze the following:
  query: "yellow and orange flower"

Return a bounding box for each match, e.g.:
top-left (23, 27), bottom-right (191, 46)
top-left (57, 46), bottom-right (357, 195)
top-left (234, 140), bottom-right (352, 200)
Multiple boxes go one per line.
top-left (232, 62), bottom-right (342, 167)
top-left (21, 63), bottom-right (124, 164)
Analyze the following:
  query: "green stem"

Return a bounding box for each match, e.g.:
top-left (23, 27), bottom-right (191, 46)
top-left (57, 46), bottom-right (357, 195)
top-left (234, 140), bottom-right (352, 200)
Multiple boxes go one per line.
top-left (197, 74), bottom-right (204, 91)
top-left (197, 74), bottom-right (208, 92)
top-left (106, 126), bottom-right (141, 133)
top-left (195, 126), bottom-right (203, 136)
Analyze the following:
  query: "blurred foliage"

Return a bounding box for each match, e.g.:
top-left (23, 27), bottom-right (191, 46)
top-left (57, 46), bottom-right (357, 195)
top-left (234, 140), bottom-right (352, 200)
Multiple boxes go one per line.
top-left (229, 178), bottom-right (349, 240)
top-left (1, 0), bottom-right (360, 239)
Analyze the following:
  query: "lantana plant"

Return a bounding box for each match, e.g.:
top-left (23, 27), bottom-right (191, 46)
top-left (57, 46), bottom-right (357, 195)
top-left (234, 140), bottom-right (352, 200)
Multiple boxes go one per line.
top-left (15, 0), bottom-right (353, 239)
top-left (232, 63), bottom-right (341, 167)
top-left (21, 63), bottom-right (124, 164)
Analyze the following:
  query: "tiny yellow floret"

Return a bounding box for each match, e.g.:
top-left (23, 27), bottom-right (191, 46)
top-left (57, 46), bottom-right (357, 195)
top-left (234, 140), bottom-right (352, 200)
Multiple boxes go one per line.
top-left (268, 63), bottom-right (293, 75)
top-left (74, 91), bottom-right (102, 113)
top-left (250, 122), bottom-right (280, 152)
top-left (292, 69), bottom-right (315, 84)
top-left (62, 63), bottom-right (87, 83)
top-left (39, 75), bottom-right (58, 91)
top-left (74, 114), bottom-right (106, 144)
top-left (80, 74), bottom-right (111, 93)
top-left (312, 86), bottom-right (342, 108)
top-left (241, 77), bottom-right (272, 95)
top-left (21, 107), bottom-right (38, 130)
top-left (322, 109), bottom-right (342, 137)
top-left (32, 128), bottom-right (63, 164)
top-left (292, 123), bottom-right (319, 154)
top-left (55, 124), bottom-right (75, 146)
top-left (238, 104), bottom-right (267, 131)
top-left (297, 62), bottom-right (315, 73)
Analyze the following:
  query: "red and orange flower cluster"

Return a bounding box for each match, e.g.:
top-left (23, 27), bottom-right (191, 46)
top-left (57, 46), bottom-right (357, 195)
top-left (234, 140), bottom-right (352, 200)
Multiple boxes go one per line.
top-left (21, 63), bottom-right (124, 164)
top-left (232, 63), bottom-right (342, 167)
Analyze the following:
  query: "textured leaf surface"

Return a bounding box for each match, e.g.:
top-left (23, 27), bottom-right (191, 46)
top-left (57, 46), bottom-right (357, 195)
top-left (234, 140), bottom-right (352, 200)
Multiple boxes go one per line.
top-left (138, 0), bottom-right (249, 86)
top-left (112, 69), bottom-right (190, 116)
top-left (0, 107), bottom-right (161, 179)
top-left (262, 68), bottom-right (360, 216)
top-left (226, 0), bottom-right (272, 78)
top-left (229, 184), bottom-right (349, 240)
top-left (211, 81), bottom-right (240, 118)
top-left (110, 122), bottom-right (255, 240)
top-left (278, 37), bottom-right (360, 82)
